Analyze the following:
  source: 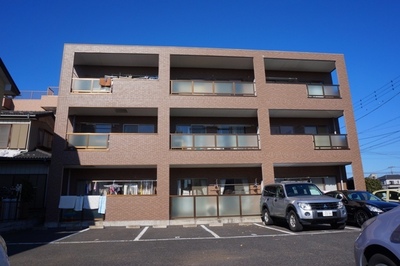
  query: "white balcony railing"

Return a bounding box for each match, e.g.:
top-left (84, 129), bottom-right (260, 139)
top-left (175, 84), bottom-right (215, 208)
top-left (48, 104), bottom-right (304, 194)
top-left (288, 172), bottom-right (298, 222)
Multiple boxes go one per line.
top-left (67, 133), bottom-right (109, 149)
top-left (71, 78), bottom-right (112, 93)
top-left (171, 134), bottom-right (259, 150)
top-left (171, 80), bottom-right (255, 96)
top-left (307, 84), bottom-right (340, 98)
top-left (313, 134), bottom-right (348, 149)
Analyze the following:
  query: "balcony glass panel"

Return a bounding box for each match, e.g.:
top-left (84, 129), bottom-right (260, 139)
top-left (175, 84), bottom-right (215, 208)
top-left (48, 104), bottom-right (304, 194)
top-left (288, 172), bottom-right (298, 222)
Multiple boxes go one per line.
top-left (241, 195), bottom-right (261, 215)
top-left (214, 82), bottom-right (233, 94)
top-left (171, 197), bottom-right (194, 218)
top-left (68, 134), bottom-right (88, 148)
top-left (307, 85), bottom-right (324, 97)
top-left (171, 134), bottom-right (193, 148)
top-left (216, 135), bottom-right (237, 148)
top-left (330, 135), bottom-right (348, 147)
top-left (195, 196), bottom-right (218, 217)
top-left (219, 196), bottom-right (240, 216)
top-left (87, 135), bottom-right (109, 148)
top-left (235, 82), bottom-right (254, 94)
top-left (67, 134), bottom-right (109, 149)
top-left (323, 85), bottom-right (340, 97)
top-left (193, 81), bottom-right (213, 94)
top-left (73, 79), bottom-right (93, 91)
top-left (314, 135), bottom-right (331, 147)
top-left (171, 81), bottom-right (192, 93)
top-left (194, 135), bottom-right (215, 148)
top-left (237, 135), bottom-right (258, 148)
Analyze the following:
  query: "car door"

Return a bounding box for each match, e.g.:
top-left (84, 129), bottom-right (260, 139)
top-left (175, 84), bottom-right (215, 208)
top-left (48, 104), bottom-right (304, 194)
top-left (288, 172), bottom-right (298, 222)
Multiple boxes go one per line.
top-left (270, 185), bottom-right (286, 217)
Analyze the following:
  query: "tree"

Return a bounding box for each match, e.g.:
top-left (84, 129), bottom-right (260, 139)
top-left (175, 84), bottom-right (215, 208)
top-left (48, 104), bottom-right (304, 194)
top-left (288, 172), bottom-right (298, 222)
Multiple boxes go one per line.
top-left (365, 178), bottom-right (382, 192)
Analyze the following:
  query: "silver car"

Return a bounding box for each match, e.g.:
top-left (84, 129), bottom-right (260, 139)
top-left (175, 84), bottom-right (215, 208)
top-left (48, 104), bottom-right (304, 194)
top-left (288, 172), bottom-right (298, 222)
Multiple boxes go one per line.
top-left (354, 205), bottom-right (400, 266)
top-left (0, 235), bottom-right (9, 266)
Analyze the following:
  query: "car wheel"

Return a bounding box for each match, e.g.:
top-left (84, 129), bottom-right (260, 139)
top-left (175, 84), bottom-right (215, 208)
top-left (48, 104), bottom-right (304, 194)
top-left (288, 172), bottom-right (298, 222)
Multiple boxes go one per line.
top-left (355, 210), bottom-right (369, 227)
top-left (287, 210), bottom-right (303, 232)
top-left (262, 208), bottom-right (274, 225)
top-left (369, 253), bottom-right (399, 266)
top-left (331, 222), bottom-right (345, 230)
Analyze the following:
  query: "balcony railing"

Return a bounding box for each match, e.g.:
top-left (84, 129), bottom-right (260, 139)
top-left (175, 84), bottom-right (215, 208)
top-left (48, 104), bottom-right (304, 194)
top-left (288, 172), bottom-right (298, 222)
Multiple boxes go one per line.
top-left (171, 194), bottom-right (260, 218)
top-left (307, 84), bottom-right (340, 98)
top-left (170, 80), bottom-right (255, 96)
top-left (171, 134), bottom-right (259, 150)
top-left (67, 133), bottom-right (109, 149)
top-left (71, 78), bottom-right (112, 93)
top-left (313, 134), bottom-right (348, 149)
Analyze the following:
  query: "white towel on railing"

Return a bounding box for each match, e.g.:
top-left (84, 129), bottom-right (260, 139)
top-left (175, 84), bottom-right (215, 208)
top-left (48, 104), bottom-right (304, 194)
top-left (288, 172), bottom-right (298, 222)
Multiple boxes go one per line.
top-left (98, 196), bottom-right (107, 214)
top-left (58, 196), bottom-right (77, 209)
top-left (83, 195), bottom-right (100, 209)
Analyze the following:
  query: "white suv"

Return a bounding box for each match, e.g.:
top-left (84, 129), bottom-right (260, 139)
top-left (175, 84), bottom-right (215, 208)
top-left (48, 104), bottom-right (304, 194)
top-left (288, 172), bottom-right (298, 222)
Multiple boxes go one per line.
top-left (260, 182), bottom-right (347, 231)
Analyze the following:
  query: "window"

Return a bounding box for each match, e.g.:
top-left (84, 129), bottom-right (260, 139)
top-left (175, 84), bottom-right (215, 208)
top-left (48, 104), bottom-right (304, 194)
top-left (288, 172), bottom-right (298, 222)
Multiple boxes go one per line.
top-left (123, 124), bottom-right (155, 133)
top-left (0, 123), bottom-right (29, 149)
top-left (81, 123), bottom-right (112, 133)
top-left (177, 179), bottom-right (207, 195)
top-left (270, 125), bottom-right (294, 134)
top-left (220, 179), bottom-right (249, 195)
top-left (176, 124), bottom-right (251, 134)
top-left (0, 124), bottom-right (11, 148)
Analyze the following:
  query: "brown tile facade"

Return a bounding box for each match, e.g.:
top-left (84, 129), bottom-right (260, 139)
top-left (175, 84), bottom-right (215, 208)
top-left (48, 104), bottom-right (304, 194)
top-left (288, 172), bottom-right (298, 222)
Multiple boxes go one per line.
top-left (45, 44), bottom-right (365, 227)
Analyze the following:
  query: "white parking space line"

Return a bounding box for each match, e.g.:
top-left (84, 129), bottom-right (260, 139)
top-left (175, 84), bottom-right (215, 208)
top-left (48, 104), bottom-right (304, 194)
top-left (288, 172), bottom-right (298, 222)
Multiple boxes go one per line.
top-left (200, 225), bottom-right (220, 238)
top-left (134, 226), bottom-right (149, 241)
top-left (345, 226), bottom-right (361, 231)
top-left (51, 228), bottom-right (90, 243)
top-left (253, 223), bottom-right (297, 235)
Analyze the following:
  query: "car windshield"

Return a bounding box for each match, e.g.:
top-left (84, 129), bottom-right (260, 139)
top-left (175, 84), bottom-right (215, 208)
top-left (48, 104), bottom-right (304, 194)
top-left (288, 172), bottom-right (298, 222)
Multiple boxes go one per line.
top-left (347, 191), bottom-right (383, 201)
top-left (285, 184), bottom-right (323, 196)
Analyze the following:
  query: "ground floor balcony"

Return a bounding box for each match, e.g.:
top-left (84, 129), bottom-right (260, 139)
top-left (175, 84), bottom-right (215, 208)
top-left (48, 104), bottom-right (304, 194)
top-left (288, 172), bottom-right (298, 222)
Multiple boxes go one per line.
top-left (170, 194), bottom-right (260, 219)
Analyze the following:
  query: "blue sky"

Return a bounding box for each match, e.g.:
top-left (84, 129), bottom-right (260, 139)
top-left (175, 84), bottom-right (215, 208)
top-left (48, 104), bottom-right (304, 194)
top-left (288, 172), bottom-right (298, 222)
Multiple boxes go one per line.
top-left (1, 0), bottom-right (400, 177)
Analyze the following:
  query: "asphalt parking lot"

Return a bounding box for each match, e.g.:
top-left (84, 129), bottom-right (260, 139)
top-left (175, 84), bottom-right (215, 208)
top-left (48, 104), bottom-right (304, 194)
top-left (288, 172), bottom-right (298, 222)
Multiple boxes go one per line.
top-left (2, 222), bottom-right (361, 266)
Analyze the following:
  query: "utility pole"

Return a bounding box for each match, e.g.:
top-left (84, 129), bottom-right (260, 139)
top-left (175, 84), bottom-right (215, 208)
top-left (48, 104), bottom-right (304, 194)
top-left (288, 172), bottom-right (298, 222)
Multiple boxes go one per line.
top-left (388, 166), bottom-right (394, 175)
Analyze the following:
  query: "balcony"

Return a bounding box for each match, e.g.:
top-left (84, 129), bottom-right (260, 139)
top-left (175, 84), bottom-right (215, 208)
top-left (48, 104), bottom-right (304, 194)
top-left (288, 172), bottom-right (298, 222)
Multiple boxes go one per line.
top-left (171, 134), bottom-right (259, 150)
top-left (313, 134), bottom-right (348, 150)
top-left (67, 133), bottom-right (109, 149)
top-left (307, 84), bottom-right (340, 98)
top-left (170, 194), bottom-right (260, 218)
top-left (170, 80), bottom-right (255, 96)
top-left (71, 78), bottom-right (112, 93)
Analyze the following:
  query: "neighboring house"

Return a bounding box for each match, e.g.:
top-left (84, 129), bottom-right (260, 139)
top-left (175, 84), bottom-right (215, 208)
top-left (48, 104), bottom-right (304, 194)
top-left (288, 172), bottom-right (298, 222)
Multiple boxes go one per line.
top-left (43, 44), bottom-right (365, 227)
top-left (1, 58), bottom-right (20, 110)
top-left (0, 58), bottom-right (56, 224)
top-left (0, 111), bottom-right (55, 222)
top-left (378, 175), bottom-right (400, 189)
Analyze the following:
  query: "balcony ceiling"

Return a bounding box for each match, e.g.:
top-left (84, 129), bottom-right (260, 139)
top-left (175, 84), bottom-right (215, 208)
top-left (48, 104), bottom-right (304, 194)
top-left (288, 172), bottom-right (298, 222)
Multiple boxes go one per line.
top-left (170, 108), bottom-right (257, 117)
top-left (274, 162), bottom-right (350, 167)
top-left (74, 53), bottom-right (159, 67)
top-left (269, 109), bottom-right (343, 118)
top-left (170, 55), bottom-right (254, 70)
top-left (264, 58), bottom-right (336, 73)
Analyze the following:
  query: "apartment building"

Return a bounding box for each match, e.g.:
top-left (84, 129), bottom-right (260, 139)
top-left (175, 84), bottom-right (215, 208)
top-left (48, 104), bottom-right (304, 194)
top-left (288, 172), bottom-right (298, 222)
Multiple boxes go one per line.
top-left (45, 44), bottom-right (365, 227)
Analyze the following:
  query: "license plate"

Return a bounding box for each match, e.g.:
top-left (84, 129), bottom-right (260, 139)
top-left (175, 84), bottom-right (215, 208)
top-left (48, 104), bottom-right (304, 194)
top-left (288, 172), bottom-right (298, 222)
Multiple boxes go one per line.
top-left (322, 210), bottom-right (333, 216)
